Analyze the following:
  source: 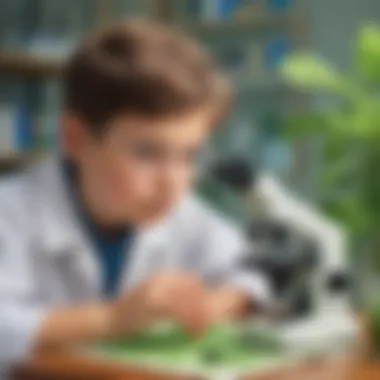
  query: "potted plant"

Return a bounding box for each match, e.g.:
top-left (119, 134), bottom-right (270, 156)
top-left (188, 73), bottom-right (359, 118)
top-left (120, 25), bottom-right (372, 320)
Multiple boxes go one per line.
top-left (279, 23), bottom-right (380, 353)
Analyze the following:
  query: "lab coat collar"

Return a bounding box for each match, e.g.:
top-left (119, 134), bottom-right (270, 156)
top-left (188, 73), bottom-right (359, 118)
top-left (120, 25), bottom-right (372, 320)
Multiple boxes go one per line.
top-left (33, 158), bottom-right (173, 259)
top-left (32, 158), bottom-right (90, 257)
top-left (28, 157), bottom-right (177, 295)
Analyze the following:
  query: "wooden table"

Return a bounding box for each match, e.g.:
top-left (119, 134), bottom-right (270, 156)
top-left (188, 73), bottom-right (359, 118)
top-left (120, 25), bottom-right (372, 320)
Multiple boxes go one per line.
top-left (12, 351), bottom-right (380, 380)
top-left (13, 314), bottom-right (380, 380)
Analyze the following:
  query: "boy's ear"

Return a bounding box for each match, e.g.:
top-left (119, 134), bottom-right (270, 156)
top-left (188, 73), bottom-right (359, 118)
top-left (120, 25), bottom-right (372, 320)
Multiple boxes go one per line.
top-left (60, 112), bottom-right (91, 160)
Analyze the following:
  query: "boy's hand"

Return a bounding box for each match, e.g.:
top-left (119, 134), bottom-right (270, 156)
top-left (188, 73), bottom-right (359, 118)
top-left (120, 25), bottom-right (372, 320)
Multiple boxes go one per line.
top-left (33, 278), bottom-right (250, 353)
top-left (109, 273), bottom-right (210, 337)
top-left (206, 288), bottom-right (252, 322)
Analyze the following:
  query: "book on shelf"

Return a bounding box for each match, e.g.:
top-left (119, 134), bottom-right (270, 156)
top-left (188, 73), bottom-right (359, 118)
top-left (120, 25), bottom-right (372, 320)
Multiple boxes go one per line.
top-left (0, 77), bottom-right (61, 154)
top-left (0, 77), bottom-right (32, 153)
top-left (202, 0), bottom-right (248, 20)
top-left (264, 35), bottom-right (292, 70)
top-left (174, 0), bottom-right (248, 23)
top-left (211, 34), bottom-right (292, 90)
top-left (234, 0), bottom-right (295, 19)
top-left (175, 0), bottom-right (296, 23)
top-left (266, 0), bottom-right (294, 13)
top-left (34, 79), bottom-right (61, 152)
top-left (0, 106), bottom-right (32, 154)
top-left (26, 0), bottom-right (84, 58)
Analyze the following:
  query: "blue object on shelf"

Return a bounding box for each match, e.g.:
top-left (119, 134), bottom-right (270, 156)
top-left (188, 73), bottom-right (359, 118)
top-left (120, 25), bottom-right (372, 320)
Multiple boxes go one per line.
top-left (264, 37), bottom-right (292, 70)
top-left (14, 108), bottom-right (32, 151)
top-left (195, 0), bottom-right (247, 20)
top-left (218, 0), bottom-right (247, 18)
top-left (266, 0), bottom-right (293, 13)
top-left (261, 138), bottom-right (292, 173)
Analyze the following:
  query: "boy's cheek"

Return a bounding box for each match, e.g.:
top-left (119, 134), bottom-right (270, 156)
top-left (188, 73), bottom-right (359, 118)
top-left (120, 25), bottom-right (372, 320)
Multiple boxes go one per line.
top-left (101, 177), bottom-right (168, 221)
top-left (94, 160), bottom-right (191, 222)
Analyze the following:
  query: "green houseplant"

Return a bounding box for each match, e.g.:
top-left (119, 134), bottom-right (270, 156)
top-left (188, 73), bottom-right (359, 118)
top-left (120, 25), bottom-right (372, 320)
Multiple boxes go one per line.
top-left (279, 23), bottom-right (380, 351)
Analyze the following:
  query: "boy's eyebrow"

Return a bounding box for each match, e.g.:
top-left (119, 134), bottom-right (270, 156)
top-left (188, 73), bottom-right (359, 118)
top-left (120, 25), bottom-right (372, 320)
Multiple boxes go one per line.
top-left (107, 117), bottom-right (147, 130)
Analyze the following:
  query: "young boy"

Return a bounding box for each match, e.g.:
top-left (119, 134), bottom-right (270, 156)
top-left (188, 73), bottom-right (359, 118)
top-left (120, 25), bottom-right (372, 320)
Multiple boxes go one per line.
top-left (0, 20), bottom-right (270, 373)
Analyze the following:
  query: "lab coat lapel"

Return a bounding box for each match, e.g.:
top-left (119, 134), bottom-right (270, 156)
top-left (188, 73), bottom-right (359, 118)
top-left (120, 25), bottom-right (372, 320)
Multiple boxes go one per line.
top-left (36, 158), bottom-right (179, 297)
top-left (121, 217), bottom-right (176, 289)
top-left (35, 159), bottom-right (102, 301)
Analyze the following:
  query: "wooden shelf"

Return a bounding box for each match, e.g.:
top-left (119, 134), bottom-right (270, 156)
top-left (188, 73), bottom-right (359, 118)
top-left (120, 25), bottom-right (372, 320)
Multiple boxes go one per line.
top-left (0, 152), bottom-right (24, 160)
top-left (0, 15), bottom-right (302, 78)
top-left (184, 14), bottom-right (300, 36)
top-left (0, 152), bottom-right (31, 162)
top-left (0, 51), bottom-right (64, 77)
top-left (0, 153), bottom-right (31, 173)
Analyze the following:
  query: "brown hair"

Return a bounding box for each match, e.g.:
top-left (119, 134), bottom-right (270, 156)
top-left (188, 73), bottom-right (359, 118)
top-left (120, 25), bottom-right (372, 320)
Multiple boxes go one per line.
top-left (63, 19), bottom-right (231, 132)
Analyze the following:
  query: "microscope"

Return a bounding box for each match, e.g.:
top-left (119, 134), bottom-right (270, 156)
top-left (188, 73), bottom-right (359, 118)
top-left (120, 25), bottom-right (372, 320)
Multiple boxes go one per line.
top-left (208, 156), bottom-right (358, 357)
top-left (245, 218), bottom-right (351, 320)
top-left (244, 217), bottom-right (357, 357)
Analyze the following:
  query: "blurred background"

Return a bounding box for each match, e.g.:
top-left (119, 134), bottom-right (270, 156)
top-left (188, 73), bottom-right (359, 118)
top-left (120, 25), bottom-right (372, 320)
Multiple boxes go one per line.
top-left (1, 0), bottom-right (380, 342)
top-left (0, 0), bottom-right (379, 195)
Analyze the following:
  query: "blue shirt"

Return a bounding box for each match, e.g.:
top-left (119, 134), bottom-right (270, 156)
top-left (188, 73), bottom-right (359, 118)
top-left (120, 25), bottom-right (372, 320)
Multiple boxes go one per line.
top-left (63, 161), bottom-right (134, 298)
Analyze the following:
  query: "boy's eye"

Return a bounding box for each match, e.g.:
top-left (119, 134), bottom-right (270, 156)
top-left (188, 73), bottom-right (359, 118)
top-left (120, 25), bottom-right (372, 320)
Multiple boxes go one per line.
top-left (128, 143), bottom-right (161, 160)
top-left (125, 141), bottom-right (204, 165)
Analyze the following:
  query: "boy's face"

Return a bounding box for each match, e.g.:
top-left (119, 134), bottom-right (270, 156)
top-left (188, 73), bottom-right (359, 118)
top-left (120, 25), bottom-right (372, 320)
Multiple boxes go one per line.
top-left (62, 110), bottom-right (212, 226)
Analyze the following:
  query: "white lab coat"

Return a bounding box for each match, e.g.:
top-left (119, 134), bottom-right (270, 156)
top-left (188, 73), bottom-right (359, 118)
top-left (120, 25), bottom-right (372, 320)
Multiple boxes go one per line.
top-left (0, 159), bottom-right (270, 372)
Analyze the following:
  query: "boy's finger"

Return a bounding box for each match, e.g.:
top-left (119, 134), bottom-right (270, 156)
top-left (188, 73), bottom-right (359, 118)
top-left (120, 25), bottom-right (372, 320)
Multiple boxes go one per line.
top-left (172, 291), bottom-right (209, 335)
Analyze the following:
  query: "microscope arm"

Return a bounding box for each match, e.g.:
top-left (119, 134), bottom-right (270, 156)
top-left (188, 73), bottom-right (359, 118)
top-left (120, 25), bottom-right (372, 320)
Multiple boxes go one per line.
top-left (254, 175), bottom-right (348, 272)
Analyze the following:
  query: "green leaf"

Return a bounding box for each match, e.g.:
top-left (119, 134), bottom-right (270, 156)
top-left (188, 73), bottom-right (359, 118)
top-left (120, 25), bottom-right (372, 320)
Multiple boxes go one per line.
top-left (276, 24), bottom-right (380, 242)
top-left (280, 52), bottom-right (343, 92)
top-left (283, 112), bottom-right (331, 138)
top-left (322, 196), bottom-right (370, 234)
top-left (344, 100), bottom-right (380, 137)
top-left (361, 149), bottom-right (380, 226)
top-left (318, 158), bottom-right (356, 191)
top-left (283, 107), bottom-right (378, 140)
top-left (356, 23), bottom-right (380, 81)
top-left (322, 133), bottom-right (352, 162)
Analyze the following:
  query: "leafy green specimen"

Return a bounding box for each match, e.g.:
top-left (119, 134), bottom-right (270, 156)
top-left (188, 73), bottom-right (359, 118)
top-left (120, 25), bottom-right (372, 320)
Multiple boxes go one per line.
top-left (94, 323), bottom-right (283, 369)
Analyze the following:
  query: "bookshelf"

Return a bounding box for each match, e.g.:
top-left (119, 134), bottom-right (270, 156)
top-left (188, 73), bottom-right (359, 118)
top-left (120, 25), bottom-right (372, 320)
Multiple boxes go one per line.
top-left (173, 0), bottom-right (310, 187)
top-left (0, 0), bottom-right (166, 77)
top-left (0, 0), bottom-right (310, 187)
top-left (0, 0), bottom-right (167, 166)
